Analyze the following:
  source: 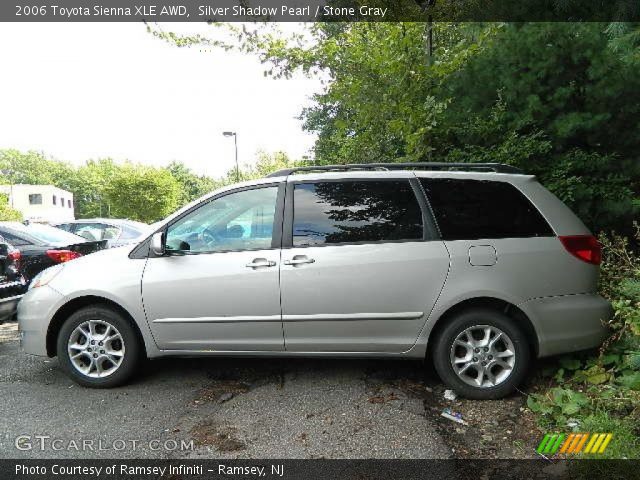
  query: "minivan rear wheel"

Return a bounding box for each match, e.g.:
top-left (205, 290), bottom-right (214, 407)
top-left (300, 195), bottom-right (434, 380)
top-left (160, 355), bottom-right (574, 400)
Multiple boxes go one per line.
top-left (432, 308), bottom-right (530, 399)
top-left (57, 306), bottom-right (141, 388)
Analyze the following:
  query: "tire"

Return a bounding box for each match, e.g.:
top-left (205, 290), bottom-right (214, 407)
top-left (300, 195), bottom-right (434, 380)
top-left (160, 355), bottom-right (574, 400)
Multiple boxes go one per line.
top-left (57, 305), bottom-right (141, 388)
top-left (432, 308), bottom-right (530, 400)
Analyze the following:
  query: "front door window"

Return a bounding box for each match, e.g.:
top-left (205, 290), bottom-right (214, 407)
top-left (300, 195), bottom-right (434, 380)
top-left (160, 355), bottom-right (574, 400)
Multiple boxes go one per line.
top-left (165, 186), bottom-right (278, 253)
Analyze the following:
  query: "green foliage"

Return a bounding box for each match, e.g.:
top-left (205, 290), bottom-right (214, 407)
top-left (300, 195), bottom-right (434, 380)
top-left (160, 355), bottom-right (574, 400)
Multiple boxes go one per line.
top-left (166, 161), bottom-right (220, 206)
top-left (527, 224), bottom-right (640, 457)
top-left (0, 193), bottom-right (22, 221)
top-left (0, 149), bottom-right (303, 223)
top-left (578, 412), bottom-right (640, 459)
top-left (103, 163), bottom-right (181, 223)
top-left (70, 159), bottom-right (119, 218)
top-left (0, 149), bottom-right (75, 188)
top-left (194, 22), bottom-right (640, 234)
top-left (527, 387), bottom-right (590, 419)
top-left (221, 150), bottom-right (307, 184)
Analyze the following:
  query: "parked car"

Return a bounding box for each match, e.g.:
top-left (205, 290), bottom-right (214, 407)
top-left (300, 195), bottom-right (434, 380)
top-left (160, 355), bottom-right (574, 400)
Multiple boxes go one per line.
top-left (0, 222), bottom-right (106, 281)
top-left (53, 219), bottom-right (151, 248)
top-left (18, 163), bottom-right (611, 398)
top-left (0, 239), bottom-right (26, 323)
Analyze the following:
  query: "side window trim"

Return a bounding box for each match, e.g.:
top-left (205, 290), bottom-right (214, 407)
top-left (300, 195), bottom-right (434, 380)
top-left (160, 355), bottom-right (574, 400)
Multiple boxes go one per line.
top-left (409, 177), bottom-right (441, 241)
top-left (146, 182), bottom-right (285, 258)
top-left (282, 177), bottom-right (433, 249)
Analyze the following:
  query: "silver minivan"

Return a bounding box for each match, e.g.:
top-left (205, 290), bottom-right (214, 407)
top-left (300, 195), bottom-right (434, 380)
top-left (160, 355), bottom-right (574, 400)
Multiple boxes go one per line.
top-left (18, 163), bottom-right (611, 398)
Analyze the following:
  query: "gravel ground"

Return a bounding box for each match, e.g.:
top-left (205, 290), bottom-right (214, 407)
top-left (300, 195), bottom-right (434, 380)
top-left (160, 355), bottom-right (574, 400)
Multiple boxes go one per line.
top-left (0, 321), bottom-right (541, 460)
top-left (0, 323), bottom-right (450, 459)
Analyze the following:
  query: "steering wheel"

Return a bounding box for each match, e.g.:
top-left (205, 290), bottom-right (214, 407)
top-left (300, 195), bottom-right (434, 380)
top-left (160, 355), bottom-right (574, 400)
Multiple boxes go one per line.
top-left (199, 227), bottom-right (221, 246)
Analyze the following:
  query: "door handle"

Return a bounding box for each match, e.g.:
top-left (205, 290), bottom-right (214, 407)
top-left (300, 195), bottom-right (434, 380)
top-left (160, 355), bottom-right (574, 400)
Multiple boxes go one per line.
top-left (245, 258), bottom-right (276, 268)
top-left (283, 256), bottom-right (315, 266)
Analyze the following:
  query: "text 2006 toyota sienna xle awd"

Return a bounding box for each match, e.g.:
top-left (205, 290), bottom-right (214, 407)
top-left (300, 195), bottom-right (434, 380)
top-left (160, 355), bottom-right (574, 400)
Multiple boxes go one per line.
top-left (18, 163), bottom-right (611, 399)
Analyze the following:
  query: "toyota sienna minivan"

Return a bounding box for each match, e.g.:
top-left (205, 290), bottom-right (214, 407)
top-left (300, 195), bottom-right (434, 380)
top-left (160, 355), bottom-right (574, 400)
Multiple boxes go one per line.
top-left (18, 163), bottom-right (611, 399)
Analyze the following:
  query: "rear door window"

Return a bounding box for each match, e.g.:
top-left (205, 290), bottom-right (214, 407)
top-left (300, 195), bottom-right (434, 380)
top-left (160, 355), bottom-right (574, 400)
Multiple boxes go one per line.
top-left (419, 178), bottom-right (553, 240)
top-left (292, 180), bottom-right (423, 247)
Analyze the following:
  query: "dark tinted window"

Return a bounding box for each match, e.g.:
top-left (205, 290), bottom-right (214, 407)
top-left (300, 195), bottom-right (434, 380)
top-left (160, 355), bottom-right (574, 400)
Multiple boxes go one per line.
top-left (292, 180), bottom-right (423, 246)
top-left (420, 178), bottom-right (553, 240)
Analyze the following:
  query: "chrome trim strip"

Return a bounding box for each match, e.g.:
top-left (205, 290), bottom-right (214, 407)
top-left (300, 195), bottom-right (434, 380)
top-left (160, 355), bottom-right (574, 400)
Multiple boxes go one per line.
top-left (153, 315), bottom-right (282, 324)
top-left (282, 312), bottom-right (423, 322)
top-left (153, 312), bottom-right (424, 324)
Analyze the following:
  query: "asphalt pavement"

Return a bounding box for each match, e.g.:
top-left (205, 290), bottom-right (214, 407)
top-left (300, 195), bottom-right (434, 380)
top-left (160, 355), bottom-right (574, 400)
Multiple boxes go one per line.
top-left (0, 322), bottom-right (451, 459)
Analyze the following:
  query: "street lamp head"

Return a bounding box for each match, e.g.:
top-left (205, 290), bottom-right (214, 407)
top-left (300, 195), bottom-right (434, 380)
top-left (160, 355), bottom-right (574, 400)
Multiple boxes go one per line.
top-left (222, 131), bottom-right (236, 137)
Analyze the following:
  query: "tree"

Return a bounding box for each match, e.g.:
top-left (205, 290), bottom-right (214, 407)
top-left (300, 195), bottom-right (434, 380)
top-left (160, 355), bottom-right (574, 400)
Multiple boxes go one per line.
top-left (0, 149), bottom-right (74, 186)
top-left (221, 150), bottom-right (306, 184)
top-left (180, 22), bottom-right (638, 233)
top-left (0, 194), bottom-right (22, 221)
top-left (438, 23), bottom-right (640, 232)
top-left (68, 158), bottom-right (119, 218)
top-left (166, 161), bottom-right (220, 206)
top-left (104, 163), bottom-right (180, 223)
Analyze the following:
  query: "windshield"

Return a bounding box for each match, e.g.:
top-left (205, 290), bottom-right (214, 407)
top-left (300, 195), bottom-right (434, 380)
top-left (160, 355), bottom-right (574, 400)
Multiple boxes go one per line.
top-left (25, 223), bottom-right (88, 244)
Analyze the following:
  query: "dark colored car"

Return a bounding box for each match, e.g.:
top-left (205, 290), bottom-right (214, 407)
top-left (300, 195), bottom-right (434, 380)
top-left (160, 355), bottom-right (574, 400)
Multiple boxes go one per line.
top-left (0, 222), bottom-right (106, 281)
top-left (0, 239), bottom-right (26, 323)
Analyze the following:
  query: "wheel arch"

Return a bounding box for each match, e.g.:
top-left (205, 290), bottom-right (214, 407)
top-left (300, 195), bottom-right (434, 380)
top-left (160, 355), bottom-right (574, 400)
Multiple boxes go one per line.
top-left (46, 295), bottom-right (147, 358)
top-left (426, 297), bottom-right (539, 359)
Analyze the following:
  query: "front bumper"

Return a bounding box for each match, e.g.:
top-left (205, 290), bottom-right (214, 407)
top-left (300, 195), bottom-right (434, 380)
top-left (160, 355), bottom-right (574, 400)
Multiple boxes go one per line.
top-left (17, 285), bottom-right (64, 356)
top-left (520, 293), bottom-right (612, 358)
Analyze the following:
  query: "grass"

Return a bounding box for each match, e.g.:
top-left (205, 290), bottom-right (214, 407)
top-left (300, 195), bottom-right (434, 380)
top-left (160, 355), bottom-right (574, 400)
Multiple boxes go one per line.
top-left (577, 411), bottom-right (640, 459)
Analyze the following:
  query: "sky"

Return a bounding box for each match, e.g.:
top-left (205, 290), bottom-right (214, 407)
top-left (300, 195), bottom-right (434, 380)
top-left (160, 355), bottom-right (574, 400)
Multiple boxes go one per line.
top-left (0, 22), bottom-right (321, 178)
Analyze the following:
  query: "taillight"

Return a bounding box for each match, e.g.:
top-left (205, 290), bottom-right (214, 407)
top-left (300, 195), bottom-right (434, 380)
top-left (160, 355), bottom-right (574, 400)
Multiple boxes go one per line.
top-left (559, 235), bottom-right (602, 265)
top-left (7, 249), bottom-right (21, 270)
top-left (46, 250), bottom-right (82, 263)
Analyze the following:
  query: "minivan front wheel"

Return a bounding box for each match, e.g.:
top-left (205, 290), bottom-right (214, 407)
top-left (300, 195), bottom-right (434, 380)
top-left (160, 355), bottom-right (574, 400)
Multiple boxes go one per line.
top-left (57, 306), bottom-right (141, 388)
top-left (433, 309), bottom-right (530, 399)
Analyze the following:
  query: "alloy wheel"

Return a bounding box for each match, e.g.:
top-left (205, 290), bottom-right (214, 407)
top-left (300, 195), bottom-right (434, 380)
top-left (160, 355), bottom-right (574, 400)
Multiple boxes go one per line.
top-left (67, 319), bottom-right (126, 378)
top-left (449, 324), bottom-right (516, 388)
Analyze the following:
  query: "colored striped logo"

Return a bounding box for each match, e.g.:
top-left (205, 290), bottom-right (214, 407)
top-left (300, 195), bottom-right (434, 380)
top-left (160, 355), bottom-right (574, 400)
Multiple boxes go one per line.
top-left (536, 433), bottom-right (613, 455)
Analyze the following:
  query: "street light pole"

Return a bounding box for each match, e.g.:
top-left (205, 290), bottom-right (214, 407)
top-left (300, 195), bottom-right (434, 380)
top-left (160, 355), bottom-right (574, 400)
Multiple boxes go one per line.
top-left (223, 131), bottom-right (239, 182)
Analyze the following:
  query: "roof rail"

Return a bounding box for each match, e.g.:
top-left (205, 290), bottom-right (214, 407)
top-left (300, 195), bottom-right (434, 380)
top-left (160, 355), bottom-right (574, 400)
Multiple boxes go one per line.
top-left (266, 162), bottom-right (523, 177)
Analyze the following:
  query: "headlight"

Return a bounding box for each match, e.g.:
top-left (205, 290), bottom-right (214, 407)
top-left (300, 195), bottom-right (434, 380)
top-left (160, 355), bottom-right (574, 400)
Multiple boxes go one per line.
top-left (29, 264), bottom-right (64, 290)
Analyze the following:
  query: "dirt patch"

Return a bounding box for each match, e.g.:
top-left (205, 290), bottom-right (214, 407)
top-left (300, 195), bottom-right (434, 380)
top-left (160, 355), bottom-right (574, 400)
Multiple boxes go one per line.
top-left (192, 358), bottom-right (288, 406)
top-left (190, 421), bottom-right (246, 452)
top-left (364, 363), bottom-right (542, 459)
top-left (194, 380), bottom-right (251, 404)
top-left (421, 386), bottom-right (542, 458)
top-left (193, 359), bottom-right (290, 405)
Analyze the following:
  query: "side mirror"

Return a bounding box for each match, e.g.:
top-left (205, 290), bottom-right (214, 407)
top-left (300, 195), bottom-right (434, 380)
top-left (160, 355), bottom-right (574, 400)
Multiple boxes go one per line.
top-left (0, 244), bottom-right (8, 257)
top-left (150, 232), bottom-right (165, 256)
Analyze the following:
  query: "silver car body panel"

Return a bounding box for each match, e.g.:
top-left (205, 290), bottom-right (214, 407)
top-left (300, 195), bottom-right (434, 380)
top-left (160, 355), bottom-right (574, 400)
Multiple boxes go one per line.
top-left (280, 241), bottom-right (450, 353)
top-left (18, 170), bottom-right (610, 361)
top-left (142, 248), bottom-right (283, 351)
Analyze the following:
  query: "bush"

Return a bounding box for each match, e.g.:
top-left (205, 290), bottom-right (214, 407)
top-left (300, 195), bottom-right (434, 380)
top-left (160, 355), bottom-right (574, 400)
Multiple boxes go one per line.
top-left (0, 193), bottom-right (22, 221)
top-left (527, 223), bottom-right (640, 458)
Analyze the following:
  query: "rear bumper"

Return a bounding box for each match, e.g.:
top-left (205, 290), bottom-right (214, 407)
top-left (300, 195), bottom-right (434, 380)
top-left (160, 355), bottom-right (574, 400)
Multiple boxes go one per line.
top-left (0, 278), bottom-right (27, 322)
top-left (0, 294), bottom-right (23, 322)
top-left (519, 293), bottom-right (612, 358)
